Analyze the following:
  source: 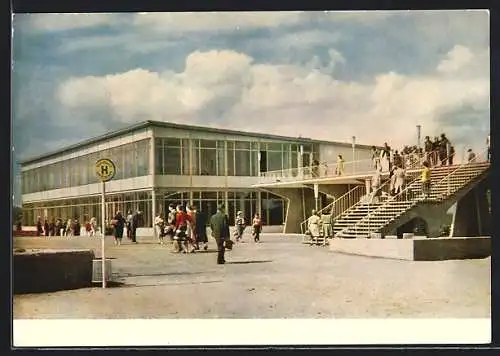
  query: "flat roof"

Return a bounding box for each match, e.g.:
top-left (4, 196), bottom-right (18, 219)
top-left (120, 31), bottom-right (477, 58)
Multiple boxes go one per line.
top-left (19, 120), bottom-right (375, 165)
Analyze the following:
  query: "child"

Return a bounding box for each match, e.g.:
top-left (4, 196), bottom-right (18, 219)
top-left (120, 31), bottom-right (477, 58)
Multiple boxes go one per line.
top-left (252, 213), bottom-right (262, 243)
top-left (235, 211), bottom-right (246, 242)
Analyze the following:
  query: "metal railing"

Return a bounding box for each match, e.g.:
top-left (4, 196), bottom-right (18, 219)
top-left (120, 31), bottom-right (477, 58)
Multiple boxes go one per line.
top-left (431, 148), bottom-right (489, 201)
top-left (259, 147), bottom-right (427, 185)
top-left (260, 158), bottom-right (374, 181)
top-left (299, 184), bottom-right (366, 234)
top-left (339, 150), bottom-right (487, 238)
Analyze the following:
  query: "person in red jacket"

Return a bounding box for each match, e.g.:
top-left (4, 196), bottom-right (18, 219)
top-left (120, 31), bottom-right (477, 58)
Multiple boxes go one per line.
top-left (174, 205), bottom-right (195, 253)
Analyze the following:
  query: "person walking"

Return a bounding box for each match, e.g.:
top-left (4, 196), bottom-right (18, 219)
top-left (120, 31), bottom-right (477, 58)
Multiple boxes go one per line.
top-left (195, 206), bottom-right (209, 250)
top-left (125, 210), bottom-right (133, 240)
top-left (111, 211), bottom-right (125, 245)
top-left (154, 212), bottom-right (165, 245)
top-left (252, 213), bottom-right (262, 243)
top-left (187, 205), bottom-right (198, 249)
top-left (165, 204), bottom-right (177, 242)
top-left (421, 161), bottom-right (431, 200)
top-left (129, 210), bottom-right (141, 243)
top-left (209, 204), bottom-right (230, 265)
top-left (43, 219), bottom-right (50, 237)
top-left (307, 209), bottom-right (321, 244)
top-left (89, 216), bottom-right (97, 236)
top-left (65, 218), bottom-right (73, 236)
top-left (36, 217), bottom-right (43, 237)
top-left (235, 211), bottom-right (246, 242)
top-left (393, 165), bottom-right (406, 195)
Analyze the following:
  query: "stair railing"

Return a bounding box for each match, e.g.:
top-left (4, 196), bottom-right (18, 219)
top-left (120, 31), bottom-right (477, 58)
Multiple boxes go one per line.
top-left (431, 148), bottom-right (489, 201)
top-left (300, 184), bottom-right (366, 234)
top-left (344, 151), bottom-right (455, 238)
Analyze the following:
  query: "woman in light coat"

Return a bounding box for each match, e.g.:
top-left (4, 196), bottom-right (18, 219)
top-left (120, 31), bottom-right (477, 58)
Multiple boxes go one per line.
top-left (307, 210), bottom-right (321, 240)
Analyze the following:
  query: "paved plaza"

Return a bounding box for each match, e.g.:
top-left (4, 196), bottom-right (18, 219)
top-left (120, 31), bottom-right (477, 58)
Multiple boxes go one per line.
top-left (13, 234), bottom-right (490, 319)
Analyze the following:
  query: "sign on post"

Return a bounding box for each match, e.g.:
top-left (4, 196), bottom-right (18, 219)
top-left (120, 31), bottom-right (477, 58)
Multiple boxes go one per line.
top-left (95, 158), bottom-right (116, 288)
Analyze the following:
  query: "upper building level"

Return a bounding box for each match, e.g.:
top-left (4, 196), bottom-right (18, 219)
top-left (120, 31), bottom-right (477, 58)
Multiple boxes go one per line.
top-left (19, 120), bottom-right (375, 202)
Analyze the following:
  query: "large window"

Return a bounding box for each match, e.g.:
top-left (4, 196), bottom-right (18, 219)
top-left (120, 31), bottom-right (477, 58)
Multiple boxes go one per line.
top-left (21, 139), bottom-right (151, 194)
top-left (198, 140), bottom-right (218, 176)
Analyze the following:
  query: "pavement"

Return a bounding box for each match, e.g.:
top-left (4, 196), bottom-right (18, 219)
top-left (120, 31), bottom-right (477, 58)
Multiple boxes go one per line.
top-left (13, 234), bottom-right (490, 319)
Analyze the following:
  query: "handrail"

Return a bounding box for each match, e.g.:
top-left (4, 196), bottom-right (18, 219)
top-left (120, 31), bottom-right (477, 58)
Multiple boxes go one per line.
top-left (343, 150), bottom-right (472, 237)
top-left (331, 148), bottom-right (425, 234)
top-left (262, 157), bottom-right (374, 179)
top-left (299, 184), bottom-right (365, 234)
top-left (432, 148), bottom-right (489, 199)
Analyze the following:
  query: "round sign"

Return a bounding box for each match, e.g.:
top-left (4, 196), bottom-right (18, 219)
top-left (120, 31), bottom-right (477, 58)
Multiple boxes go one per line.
top-left (95, 158), bottom-right (116, 182)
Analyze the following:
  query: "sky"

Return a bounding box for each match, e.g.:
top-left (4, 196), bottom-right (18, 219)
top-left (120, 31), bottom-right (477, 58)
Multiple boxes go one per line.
top-left (11, 10), bottom-right (490, 205)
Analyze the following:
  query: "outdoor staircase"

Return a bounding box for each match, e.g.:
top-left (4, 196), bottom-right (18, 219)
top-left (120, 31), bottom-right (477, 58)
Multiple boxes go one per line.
top-left (333, 161), bottom-right (490, 238)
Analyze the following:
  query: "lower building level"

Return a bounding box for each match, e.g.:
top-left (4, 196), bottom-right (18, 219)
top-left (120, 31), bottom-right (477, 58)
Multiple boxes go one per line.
top-left (21, 188), bottom-right (292, 229)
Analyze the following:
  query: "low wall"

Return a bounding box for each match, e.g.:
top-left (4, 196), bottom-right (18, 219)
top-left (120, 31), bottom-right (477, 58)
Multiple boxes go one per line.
top-left (329, 236), bottom-right (491, 261)
top-left (13, 249), bottom-right (95, 294)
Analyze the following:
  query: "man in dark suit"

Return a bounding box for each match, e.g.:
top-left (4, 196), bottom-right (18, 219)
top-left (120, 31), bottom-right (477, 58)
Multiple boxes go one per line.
top-left (209, 204), bottom-right (230, 264)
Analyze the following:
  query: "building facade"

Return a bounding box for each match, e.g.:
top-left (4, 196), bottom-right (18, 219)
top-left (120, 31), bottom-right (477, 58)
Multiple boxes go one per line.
top-left (20, 121), bottom-right (374, 230)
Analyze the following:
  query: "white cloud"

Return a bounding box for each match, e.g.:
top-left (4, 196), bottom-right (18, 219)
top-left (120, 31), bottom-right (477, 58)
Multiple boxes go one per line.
top-left (57, 46), bottom-right (489, 153)
top-left (23, 13), bottom-right (121, 33)
top-left (132, 12), bottom-right (304, 33)
top-left (437, 45), bottom-right (475, 73)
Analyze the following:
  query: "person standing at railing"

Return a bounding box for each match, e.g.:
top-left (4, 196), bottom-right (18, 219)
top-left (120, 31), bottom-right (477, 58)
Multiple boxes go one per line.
top-left (380, 142), bottom-right (391, 172)
top-left (431, 137), bottom-right (440, 167)
top-left (312, 159), bottom-right (320, 178)
top-left (421, 161), bottom-right (431, 200)
top-left (486, 135), bottom-right (491, 162)
top-left (467, 149), bottom-right (476, 163)
top-left (371, 146), bottom-right (379, 169)
top-left (322, 162), bottom-right (328, 176)
top-left (393, 150), bottom-right (403, 169)
top-left (448, 146), bottom-right (455, 165)
top-left (335, 155), bottom-right (345, 176)
top-left (393, 165), bottom-right (406, 195)
top-left (439, 133), bottom-right (450, 166)
top-left (424, 136), bottom-right (433, 165)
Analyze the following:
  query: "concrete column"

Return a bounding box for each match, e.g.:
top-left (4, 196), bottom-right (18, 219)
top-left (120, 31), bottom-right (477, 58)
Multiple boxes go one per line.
top-left (151, 189), bottom-right (156, 230)
top-left (365, 178), bottom-right (371, 194)
top-left (256, 191), bottom-right (262, 216)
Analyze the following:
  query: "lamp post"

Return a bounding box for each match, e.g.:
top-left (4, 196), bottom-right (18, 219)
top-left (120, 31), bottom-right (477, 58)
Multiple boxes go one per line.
top-left (352, 136), bottom-right (356, 174)
top-left (416, 125), bottom-right (421, 149)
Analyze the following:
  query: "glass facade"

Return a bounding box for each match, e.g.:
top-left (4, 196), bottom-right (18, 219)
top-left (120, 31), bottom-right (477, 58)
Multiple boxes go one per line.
top-left (153, 137), bottom-right (316, 177)
top-left (22, 190), bottom-right (153, 228)
top-left (20, 131), bottom-right (326, 227)
top-left (21, 139), bottom-right (151, 194)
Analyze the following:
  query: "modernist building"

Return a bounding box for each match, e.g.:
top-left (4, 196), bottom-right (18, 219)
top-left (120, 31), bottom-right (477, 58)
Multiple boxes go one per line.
top-left (19, 120), bottom-right (374, 230)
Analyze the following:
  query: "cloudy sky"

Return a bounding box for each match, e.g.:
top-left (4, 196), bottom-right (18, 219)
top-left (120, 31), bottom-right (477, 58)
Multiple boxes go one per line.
top-left (12, 10), bottom-right (490, 203)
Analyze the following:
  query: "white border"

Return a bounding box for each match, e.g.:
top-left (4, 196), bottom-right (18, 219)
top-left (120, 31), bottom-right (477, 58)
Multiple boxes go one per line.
top-left (13, 319), bottom-right (491, 347)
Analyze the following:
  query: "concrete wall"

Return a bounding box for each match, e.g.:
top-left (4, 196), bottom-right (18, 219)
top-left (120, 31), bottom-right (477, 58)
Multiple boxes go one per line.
top-left (13, 249), bottom-right (95, 294)
top-left (263, 187), bottom-right (314, 234)
top-left (384, 173), bottom-right (490, 239)
top-left (330, 236), bottom-right (491, 261)
top-left (451, 178), bottom-right (490, 237)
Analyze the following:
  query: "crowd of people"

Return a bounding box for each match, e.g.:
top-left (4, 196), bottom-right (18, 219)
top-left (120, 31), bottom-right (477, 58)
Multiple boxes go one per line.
top-left (34, 210), bottom-right (144, 242)
top-left (32, 204), bottom-right (263, 265)
top-left (131, 203), bottom-right (262, 264)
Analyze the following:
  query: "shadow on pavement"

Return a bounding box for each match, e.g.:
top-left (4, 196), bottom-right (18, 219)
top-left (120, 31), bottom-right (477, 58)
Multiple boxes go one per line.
top-left (226, 260), bottom-right (272, 265)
